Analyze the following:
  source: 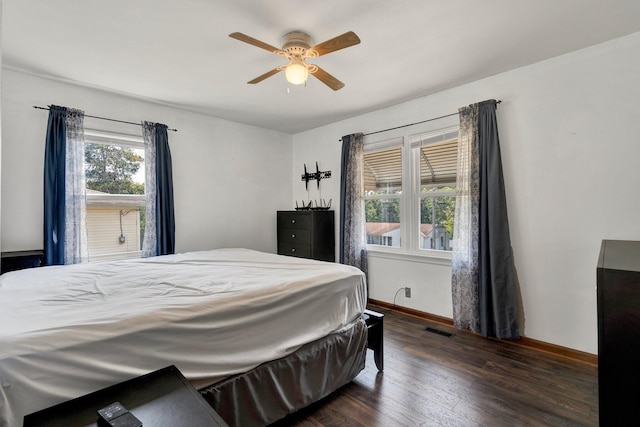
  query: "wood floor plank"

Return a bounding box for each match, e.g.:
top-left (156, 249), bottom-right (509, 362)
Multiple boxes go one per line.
top-left (271, 306), bottom-right (598, 426)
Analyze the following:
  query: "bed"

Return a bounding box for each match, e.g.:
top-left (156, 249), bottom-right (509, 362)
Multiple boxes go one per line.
top-left (0, 248), bottom-right (368, 427)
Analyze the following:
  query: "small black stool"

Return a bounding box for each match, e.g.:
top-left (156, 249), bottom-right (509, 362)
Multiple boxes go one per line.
top-left (363, 309), bottom-right (384, 371)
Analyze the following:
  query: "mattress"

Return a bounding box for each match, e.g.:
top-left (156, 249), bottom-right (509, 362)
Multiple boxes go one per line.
top-left (0, 248), bottom-right (367, 427)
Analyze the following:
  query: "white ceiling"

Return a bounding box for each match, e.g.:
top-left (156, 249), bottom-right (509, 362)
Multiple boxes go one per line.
top-left (3, 1), bottom-right (640, 134)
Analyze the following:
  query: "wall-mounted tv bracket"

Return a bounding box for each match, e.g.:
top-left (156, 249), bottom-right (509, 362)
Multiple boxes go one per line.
top-left (301, 162), bottom-right (331, 190)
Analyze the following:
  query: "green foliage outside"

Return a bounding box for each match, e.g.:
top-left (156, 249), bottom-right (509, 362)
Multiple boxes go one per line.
top-left (365, 199), bottom-right (400, 223)
top-left (365, 188), bottom-right (456, 237)
top-left (85, 143), bottom-right (145, 195)
top-left (420, 195), bottom-right (456, 237)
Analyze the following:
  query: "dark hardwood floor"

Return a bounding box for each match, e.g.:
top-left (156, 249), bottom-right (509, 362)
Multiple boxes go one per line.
top-left (272, 305), bottom-right (598, 427)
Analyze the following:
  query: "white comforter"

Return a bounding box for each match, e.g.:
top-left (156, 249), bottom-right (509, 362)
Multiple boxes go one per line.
top-left (0, 248), bottom-right (366, 427)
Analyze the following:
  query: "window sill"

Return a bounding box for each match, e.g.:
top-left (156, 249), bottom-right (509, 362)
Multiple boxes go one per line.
top-left (366, 247), bottom-right (452, 266)
top-left (88, 251), bottom-right (142, 262)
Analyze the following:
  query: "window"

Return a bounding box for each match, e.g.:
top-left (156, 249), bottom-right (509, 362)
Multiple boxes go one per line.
top-left (364, 141), bottom-right (402, 248)
top-left (363, 127), bottom-right (458, 255)
top-left (84, 130), bottom-right (146, 261)
top-left (413, 131), bottom-right (458, 252)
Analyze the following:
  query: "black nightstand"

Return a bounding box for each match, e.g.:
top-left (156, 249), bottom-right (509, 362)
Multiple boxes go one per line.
top-left (23, 366), bottom-right (228, 427)
top-left (363, 309), bottom-right (384, 371)
top-left (1, 250), bottom-right (43, 274)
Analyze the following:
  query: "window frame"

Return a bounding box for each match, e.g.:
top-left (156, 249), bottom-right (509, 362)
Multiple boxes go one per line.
top-left (363, 124), bottom-right (459, 261)
top-left (410, 126), bottom-right (459, 255)
top-left (363, 137), bottom-right (405, 250)
top-left (83, 129), bottom-right (146, 261)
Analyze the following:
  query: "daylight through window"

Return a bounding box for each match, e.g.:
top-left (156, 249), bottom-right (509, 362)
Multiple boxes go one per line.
top-left (363, 127), bottom-right (459, 255)
top-left (415, 134), bottom-right (458, 251)
top-left (84, 130), bottom-right (146, 261)
top-left (364, 143), bottom-right (402, 248)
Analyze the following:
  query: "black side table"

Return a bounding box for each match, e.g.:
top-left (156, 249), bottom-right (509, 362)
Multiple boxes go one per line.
top-left (1, 250), bottom-right (43, 274)
top-left (24, 365), bottom-right (228, 427)
top-left (364, 309), bottom-right (384, 371)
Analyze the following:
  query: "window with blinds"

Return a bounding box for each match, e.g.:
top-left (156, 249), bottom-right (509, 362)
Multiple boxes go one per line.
top-left (364, 141), bottom-right (402, 248)
top-left (364, 146), bottom-right (402, 194)
top-left (412, 130), bottom-right (458, 251)
top-left (362, 126), bottom-right (459, 254)
top-left (414, 131), bottom-right (458, 188)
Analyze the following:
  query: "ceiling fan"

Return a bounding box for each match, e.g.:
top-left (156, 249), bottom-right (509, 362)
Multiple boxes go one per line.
top-left (229, 30), bottom-right (361, 91)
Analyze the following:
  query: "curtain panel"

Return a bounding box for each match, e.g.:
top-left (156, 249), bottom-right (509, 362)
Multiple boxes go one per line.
top-left (452, 100), bottom-right (519, 339)
top-left (339, 133), bottom-right (368, 278)
top-left (43, 106), bottom-right (67, 266)
top-left (43, 105), bottom-right (88, 265)
top-left (64, 109), bottom-right (89, 264)
top-left (141, 121), bottom-right (175, 257)
top-left (451, 104), bottom-right (481, 332)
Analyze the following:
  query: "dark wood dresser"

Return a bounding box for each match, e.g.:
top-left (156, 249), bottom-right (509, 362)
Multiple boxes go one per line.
top-left (597, 240), bottom-right (640, 426)
top-left (277, 210), bottom-right (335, 262)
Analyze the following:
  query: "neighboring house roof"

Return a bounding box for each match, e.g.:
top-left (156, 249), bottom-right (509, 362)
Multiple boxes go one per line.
top-left (420, 224), bottom-right (434, 238)
top-left (366, 222), bottom-right (447, 238)
top-left (86, 188), bottom-right (145, 207)
top-left (418, 223), bottom-right (453, 239)
top-left (366, 222), bottom-right (400, 236)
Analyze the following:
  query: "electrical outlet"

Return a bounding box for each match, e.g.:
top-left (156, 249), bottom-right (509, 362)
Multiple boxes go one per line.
top-left (405, 287), bottom-right (412, 298)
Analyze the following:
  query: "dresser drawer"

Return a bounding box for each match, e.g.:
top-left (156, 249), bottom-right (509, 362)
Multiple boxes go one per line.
top-left (278, 242), bottom-right (311, 258)
top-left (278, 228), bottom-right (311, 244)
top-left (278, 213), bottom-right (311, 230)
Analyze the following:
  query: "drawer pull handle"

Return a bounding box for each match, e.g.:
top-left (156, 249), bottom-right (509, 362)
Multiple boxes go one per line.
top-left (291, 219), bottom-right (296, 224)
top-left (291, 248), bottom-right (296, 252)
top-left (291, 234), bottom-right (296, 238)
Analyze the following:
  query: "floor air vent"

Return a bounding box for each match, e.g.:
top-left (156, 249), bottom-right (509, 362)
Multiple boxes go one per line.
top-left (425, 327), bottom-right (454, 338)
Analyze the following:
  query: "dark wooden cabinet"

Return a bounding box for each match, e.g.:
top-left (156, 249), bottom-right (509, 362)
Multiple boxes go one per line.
top-left (1, 250), bottom-right (44, 274)
top-left (277, 210), bottom-right (335, 262)
top-left (597, 240), bottom-right (640, 426)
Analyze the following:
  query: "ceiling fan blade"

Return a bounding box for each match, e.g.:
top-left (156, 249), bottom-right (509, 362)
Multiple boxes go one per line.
top-left (310, 66), bottom-right (345, 91)
top-left (248, 68), bottom-right (282, 84)
top-left (312, 31), bottom-right (361, 56)
top-left (229, 32), bottom-right (282, 54)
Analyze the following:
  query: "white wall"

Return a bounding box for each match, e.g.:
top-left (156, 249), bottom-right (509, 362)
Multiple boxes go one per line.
top-left (1, 69), bottom-right (293, 254)
top-left (292, 32), bottom-right (640, 354)
top-left (3, 30), bottom-right (638, 355)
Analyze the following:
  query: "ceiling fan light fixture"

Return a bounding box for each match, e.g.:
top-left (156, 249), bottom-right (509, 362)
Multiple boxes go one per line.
top-left (285, 61), bottom-right (308, 85)
top-left (229, 30), bottom-right (360, 90)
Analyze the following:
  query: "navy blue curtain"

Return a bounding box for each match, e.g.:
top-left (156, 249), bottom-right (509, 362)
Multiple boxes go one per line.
top-left (43, 106), bottom-right (67, 266)
top-left (154, 123), bottom-right (175, 255)
top-left (477, 100), bottom-right (519, 339)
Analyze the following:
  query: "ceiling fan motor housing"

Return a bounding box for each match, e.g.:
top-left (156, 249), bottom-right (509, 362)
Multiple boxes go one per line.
top-left (282, 31), bottom-right (314, 56)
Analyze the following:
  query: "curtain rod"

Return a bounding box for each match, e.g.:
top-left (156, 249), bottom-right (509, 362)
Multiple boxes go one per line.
top-left (33, 106), bottom-right (178, 132)
top-left (338, 100), bottom-right (501, 141)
